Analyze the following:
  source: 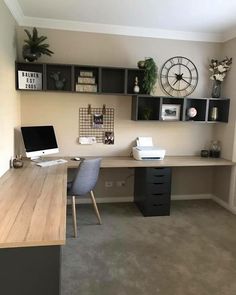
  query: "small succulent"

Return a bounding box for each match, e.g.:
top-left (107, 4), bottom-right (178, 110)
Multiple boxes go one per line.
top-left (22, 27), bottom-right (54, 62)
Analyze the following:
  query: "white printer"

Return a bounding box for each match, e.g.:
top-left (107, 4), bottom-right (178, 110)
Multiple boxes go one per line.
top-left (132, 137), bottom-right (166, 161)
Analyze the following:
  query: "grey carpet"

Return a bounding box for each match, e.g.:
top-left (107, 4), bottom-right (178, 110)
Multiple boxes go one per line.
top-left (61, 200), bottom-right (236, 295)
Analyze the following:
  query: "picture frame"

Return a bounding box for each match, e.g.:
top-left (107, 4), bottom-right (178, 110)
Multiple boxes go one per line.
top-left (161, 104), bottom-right (181, 121)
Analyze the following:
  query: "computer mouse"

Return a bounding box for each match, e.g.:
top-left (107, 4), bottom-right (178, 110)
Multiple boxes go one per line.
top-left (72, 157), bottom-right (80, 161)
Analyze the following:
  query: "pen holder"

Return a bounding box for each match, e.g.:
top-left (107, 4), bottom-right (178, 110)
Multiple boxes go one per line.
top-left (12, 157), bottom-right (24, 168)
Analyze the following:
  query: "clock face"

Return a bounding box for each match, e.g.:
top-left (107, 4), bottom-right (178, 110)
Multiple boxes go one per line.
top-left (160, 56), bottom-right (198, 97)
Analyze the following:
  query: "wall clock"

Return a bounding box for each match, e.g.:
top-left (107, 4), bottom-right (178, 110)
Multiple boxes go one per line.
top-left (160, 56), bottom-right (198, 97)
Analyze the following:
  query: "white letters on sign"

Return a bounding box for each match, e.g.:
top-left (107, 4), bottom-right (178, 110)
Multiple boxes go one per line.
top-left (18, 71), bottom-right (42, 90)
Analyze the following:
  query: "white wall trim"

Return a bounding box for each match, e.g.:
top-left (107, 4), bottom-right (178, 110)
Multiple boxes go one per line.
top-left (222, 27), bottom-right (236, 43)
top-left (4, 0), bottom-right (24, 25)
top-left (4, 0), bottom-right (227, 43)
top-left (20, 16), bottom-right (224, 43)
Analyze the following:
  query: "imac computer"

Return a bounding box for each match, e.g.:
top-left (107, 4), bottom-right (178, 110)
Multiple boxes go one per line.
top-left (21, 125), bottom-right (59, 160)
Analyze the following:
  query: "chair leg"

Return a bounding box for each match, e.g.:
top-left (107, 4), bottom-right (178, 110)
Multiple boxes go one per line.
top-left (90, 190), bottom-right (102, 225)
top-left (71, 196), bottom-right (78, 238)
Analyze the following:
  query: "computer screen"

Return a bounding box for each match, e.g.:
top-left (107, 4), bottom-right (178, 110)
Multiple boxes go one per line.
top-left (21, 125), bottom-right (59, 159)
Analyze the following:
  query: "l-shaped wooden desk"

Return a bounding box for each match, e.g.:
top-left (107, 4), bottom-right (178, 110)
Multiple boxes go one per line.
top-left (0, 156), bottom-right (234, 295)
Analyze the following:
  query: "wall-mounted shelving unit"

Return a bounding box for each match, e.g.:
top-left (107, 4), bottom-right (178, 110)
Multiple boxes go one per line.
top-left (15, 61), bottom-right (230, 124)
top-left (131, 95), bottom-right (230, 123)
top-left (15, 61), bottom-right (145, 96)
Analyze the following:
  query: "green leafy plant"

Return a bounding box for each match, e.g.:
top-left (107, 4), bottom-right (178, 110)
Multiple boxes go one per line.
top-left (142, 58), bottom-right (158, 94)
top-left (22, 27), bottom-right (54, 62)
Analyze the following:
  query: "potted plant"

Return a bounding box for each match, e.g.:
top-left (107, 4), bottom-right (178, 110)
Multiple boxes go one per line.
top-left (22, 27), bottom-right (54, 62)
top-left (138, 57), bottom-right (158, 94)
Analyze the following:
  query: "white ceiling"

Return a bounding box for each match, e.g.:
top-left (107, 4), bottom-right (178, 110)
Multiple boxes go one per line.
top-left (4, 0), bottom-right (236, 42)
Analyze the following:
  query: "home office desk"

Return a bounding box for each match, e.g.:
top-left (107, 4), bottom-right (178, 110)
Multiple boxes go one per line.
top-left (0, 156), bottom-right (234, 295)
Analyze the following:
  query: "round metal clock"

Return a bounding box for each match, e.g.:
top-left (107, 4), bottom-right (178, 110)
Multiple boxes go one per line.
top-left (160, 56), bottom-right (198, 97)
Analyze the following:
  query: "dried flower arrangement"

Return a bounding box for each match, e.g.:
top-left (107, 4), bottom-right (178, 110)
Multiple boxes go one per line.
top-left (209, 57), bottom-right (232, 82)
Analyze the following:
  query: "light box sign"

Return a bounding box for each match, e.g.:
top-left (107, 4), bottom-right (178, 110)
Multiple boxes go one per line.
top-left (18, 71), bottom-right (42, 90)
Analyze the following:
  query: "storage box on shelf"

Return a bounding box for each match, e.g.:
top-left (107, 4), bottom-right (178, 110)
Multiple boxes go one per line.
top-left (74, 66), bottom-right (99, 93)
top-left (131, 95), bottom-right (230, 123)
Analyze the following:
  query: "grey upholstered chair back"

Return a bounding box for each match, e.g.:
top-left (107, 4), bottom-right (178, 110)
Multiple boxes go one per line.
top-left (70, 158), bottom-right (101, 196)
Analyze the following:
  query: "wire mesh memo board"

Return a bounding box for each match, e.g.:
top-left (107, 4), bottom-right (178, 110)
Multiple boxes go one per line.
top-left (79, 107), bottom-right (114, 143)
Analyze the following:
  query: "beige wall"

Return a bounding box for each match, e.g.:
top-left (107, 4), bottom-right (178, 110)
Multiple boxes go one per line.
top-left (213, 38), bottom-right (236, 206)
top-left (16, 27), bottom-right (225, 198)
top-left (214, 38), bottom-right (236, 161)
top-left (0, 1), bottom-right (20, 177)
top-left (17, 27), bottom-right (221, 158)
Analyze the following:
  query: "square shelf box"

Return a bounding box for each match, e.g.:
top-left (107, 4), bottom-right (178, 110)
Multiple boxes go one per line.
top-left (127, 69), bottom-right (145, 95)
top-left (161, 97), bottom-right (184, 121)
top-left (208, 98), bottom-right (230, 122)
top-left (101, 68), bottom-right (125, 94)
top-left (46, 64), bottom-right (72, 91)
top-left (16, 62), bottom-right (44, 91)
top-left (185, 98), bottom-right (207, 122)
top-left (132, 96), bottom-right (160, 121)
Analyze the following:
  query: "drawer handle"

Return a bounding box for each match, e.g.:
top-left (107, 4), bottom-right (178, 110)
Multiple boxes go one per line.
top-left (154, 175), bottom-right (164, 178)
top-left (154, 168), bottom-right (165, 170)
top-left (153, 182), bottom-right (164, 185)
top-left (152, 193), bottom-right (163, 196)
top-left (153, 204), bottom-right (164, 207)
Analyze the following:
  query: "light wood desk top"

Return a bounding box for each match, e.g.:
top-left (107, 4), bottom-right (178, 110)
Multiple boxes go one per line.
top-left (0, 161), bottom-right (67, 249)
top-left (0, 156), bottom-right (234, 249)
top-left (68, 156), bottom-right (234, 168)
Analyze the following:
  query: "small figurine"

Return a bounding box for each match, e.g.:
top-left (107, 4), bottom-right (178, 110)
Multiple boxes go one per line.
top-left (133, 76), bottom-right (140, 93)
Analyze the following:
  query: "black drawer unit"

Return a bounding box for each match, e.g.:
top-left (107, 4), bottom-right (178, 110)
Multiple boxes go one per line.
top-left (134, 167), bottom-right (172, 216)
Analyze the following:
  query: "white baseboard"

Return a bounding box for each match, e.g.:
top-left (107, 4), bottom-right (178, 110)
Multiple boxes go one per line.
top-left (67, 194), bottom-right (236, 215)
top-left (68, 194), bottom-right (211, 205)
top-left (211, 195), bottom-right (236, 214)
top-left (172, 194), bottom-right (212, 200)
top-left (67, 196), bottom-right (133, 204)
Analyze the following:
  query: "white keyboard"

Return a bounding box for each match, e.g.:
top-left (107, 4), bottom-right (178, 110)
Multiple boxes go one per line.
top-left (36, 159), bottom-right (68, 167)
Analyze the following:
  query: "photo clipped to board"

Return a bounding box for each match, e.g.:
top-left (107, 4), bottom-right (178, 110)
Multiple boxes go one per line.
top-left (104, 131), bottom-right (114, 145)
top-left (93, 113), bottom-right (103, 128)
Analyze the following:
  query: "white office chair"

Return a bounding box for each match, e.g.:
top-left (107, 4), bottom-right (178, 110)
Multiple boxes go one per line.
top-left (67, 158), bottom-right (102, 238)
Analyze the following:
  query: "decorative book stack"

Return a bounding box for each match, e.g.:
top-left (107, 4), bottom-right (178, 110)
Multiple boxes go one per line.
top-left (75, 71), bottom-right (97, 92)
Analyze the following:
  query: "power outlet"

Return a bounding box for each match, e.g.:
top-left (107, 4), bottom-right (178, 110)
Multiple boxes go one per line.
top-left (105, 181), bottom-right (113, 188)
top-left (116, 181), bottom-right (125, 187)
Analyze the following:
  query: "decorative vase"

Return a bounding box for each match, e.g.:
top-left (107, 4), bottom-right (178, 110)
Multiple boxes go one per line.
top-left (137, 60), bottom-right (145, 69)
top-left (211, 80), bottom-right (221, 98)
top-left (22, 47), bottom-right (40, 62)
top-left (210, 107), bottom-right (218, 121)
top-left (209, 140), bottom-right (221, 158)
